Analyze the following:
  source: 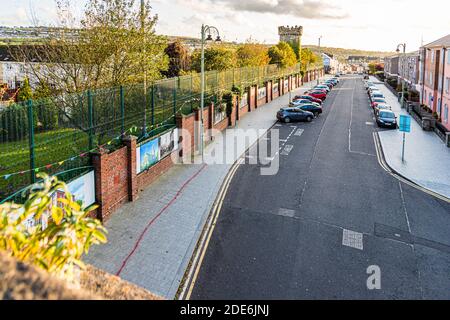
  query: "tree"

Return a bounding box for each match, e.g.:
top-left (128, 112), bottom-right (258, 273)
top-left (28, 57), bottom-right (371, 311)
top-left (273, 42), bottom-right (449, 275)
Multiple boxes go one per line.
top-left (268, 42), bottom-right (297, 68)
top-left (15, 0), bottom-right (169, 94)
top-left (163, 40), bottom-right (191, 78)
top-left (300, 48), bottom-right (320, 72)
top-left (17, 77), bottom-right (33, 102)
top-left (0, 174), bottom-right (107, 282)
top-left (191, 45), bottom-right (237, 72)
top-left (368, 63), bottom-right (376, 75)
top-left (236, 42), bottom-right (270, 67)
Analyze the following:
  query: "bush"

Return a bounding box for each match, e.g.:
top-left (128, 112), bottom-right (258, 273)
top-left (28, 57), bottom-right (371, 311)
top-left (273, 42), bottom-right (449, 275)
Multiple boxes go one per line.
top-left (0, 174), bottom-right (107, 282)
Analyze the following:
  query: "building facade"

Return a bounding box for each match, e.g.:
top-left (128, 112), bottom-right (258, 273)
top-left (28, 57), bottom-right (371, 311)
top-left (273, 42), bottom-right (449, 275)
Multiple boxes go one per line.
top-left (384, 54), bottom-right (400, 77)
top-left (398, 51), bottom-right (420, 92)
top-left (420, 34), bottom-right (450, 131)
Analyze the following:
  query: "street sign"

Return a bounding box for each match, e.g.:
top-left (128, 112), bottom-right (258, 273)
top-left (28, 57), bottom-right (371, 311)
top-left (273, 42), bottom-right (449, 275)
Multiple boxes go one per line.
top-left (398, 115), bottom-right (411, 163)
top-left (399, 115), bottom-right (411, 133)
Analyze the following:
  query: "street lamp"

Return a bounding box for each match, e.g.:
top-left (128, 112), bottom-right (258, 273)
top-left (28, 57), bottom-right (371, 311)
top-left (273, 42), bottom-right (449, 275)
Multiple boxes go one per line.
top-left (317, 36), bottom-right (322, 85)
top-left (396, 43), bottom-right (406, 108)
top-left (200, 24), bottom-right (221, 163)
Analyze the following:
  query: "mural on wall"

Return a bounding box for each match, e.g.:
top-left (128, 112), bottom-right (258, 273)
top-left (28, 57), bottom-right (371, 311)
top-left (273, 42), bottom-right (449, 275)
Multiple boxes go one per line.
top-left (136, 128), bottom-right (179, 174)
top-left (240, 93), bottom-right (248, 108)
top-left (258, 87), bottom-right (267, 100)
top-left (139, 138), bottom-right (160, 172)
top-left (159, 128), bottom-right (178, 160)
top-left (273, 83), bottom-right (279, 93)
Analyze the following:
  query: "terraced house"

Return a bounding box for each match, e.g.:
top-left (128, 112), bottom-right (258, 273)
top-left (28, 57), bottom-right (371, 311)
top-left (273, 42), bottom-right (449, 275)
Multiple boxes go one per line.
top-left (420, 34), bottom-right (450, 131)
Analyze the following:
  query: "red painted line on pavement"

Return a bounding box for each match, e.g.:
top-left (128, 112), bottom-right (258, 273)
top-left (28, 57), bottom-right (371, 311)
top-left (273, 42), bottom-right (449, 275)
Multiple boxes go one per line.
top-left (116, 164), bottom-right (208, 277)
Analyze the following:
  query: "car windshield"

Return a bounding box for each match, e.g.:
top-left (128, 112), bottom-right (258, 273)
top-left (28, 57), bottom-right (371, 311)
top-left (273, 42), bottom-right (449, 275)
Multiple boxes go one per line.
top-left (380, 112), bottom-right (395, 118)
top-left (375, 99), bottom-right (386, 103)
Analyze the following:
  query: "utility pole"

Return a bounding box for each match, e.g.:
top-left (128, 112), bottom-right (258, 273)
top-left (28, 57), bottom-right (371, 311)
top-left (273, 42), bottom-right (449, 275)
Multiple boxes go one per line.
top-left (200, 24), bottom-right (221, 163)
top-left (317, 36), bottom-right (322, 85)
top-left (396, 43), bottom-right (406, 108)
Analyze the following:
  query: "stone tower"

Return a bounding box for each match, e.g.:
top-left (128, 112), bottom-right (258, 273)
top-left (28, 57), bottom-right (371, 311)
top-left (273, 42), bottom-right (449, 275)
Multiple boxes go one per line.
top-left (278, 25), bottom-right (303, 59)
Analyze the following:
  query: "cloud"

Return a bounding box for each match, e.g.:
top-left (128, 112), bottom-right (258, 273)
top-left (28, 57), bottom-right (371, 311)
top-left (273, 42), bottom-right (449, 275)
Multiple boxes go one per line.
top-left (209, 0), bottom-right (349, 19)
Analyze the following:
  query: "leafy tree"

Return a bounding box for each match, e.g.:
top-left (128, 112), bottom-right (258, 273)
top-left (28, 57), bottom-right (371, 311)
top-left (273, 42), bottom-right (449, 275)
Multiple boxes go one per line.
top-left (268, 42), bottom-right (297, 68)
top-left (163, 40), bottom-right (191, 78)
top-left (0, 174), bottom-right (107, 282)
top-left (191, 45), bottom-right (237, 72)
top-left (300, 48), bottom-right (320, 72)
top-left (368, 63), bottom-right (377, 74)
top-left (17, 77), bottom-right (33, 102)
top-left (236, 42), bottom-right (270, 67)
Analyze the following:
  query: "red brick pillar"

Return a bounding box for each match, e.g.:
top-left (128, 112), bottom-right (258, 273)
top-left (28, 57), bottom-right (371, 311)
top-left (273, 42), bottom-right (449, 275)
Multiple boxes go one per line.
top-left (123, 135), bottom-right (138, 202)
top-left (249, 86), bottom-right (255, 112)
top-left (229, 95), bottom-right (237, 127)
top-left (176, 113), bottom-right (193, 163)
top-left (92, 151), bottom-right (106, 221)
top-left (266, 81), bottom-right (271, 103)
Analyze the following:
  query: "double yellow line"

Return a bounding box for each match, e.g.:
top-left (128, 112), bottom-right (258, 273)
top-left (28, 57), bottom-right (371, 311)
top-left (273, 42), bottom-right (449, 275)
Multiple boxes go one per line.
top-left (178, 156), bottom-right (244, 300)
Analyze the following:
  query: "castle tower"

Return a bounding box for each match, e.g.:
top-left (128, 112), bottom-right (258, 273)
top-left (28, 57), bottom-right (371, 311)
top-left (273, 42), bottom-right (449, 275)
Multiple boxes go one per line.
top-left (278, 25), bottom-right (303, 59)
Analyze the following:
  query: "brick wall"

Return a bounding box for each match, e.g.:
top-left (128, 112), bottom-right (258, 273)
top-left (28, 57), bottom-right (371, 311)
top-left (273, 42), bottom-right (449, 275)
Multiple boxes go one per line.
top-left (92, 147), bottom-right (129, 221)
top-left (256, 84), bottom-right (266, 108)
top-left (90, 70), bottom-right (323, 221)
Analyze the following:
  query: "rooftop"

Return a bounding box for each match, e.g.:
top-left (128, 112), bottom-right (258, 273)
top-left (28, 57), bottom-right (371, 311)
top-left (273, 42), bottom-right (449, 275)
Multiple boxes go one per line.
top-left (423, 34), bottom-right (450, 48)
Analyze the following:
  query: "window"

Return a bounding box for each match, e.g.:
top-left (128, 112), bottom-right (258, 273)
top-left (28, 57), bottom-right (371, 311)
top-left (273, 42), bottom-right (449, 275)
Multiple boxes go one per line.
top-left (438, 98), bottom-right (441, 114)
top-left (446, 78), bottom-right (450, 94)
top-left (448, 52), bottom-right (450, 65)
top-left (445, 104), bottom-right (449, 123)
top-left (429, 71), bottom-right (433, 86)
top-left (431, 50), bottom-right (434, 63)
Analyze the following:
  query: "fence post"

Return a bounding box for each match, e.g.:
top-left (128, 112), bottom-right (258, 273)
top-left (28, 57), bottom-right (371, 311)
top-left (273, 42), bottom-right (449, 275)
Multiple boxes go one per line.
top-left (87, 90), bottom-right (94, 151)
top-left (27, 100), bottom-right (35, 184)
top-left (120, 86), bottom-right (125, 136)
top-left (151, 84), bottom-right (155, 127)
top-left (173, 81), bottom-right (177, 121)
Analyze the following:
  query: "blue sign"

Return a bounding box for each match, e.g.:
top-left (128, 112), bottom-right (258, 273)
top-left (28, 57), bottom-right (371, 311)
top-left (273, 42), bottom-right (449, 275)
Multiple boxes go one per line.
top-left (399, 115), bottom-right (411, 133)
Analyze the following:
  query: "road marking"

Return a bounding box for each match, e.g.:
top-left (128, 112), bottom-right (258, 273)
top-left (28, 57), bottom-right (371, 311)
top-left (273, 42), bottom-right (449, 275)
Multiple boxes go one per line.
top-left (276, 208), bottom-right (296, 218)
top-left (342, 229), bottom-right (364, 250)
top-left (295, 128), bottom-right (305, 136)
top-left (279, 139), bottom-right (288, 142)
top-left (398, 182), bottom-right (412, 233)
top-left (366, 122), bottom-right (374, 126)
top-left (281, 144), bottom-right (294, 156)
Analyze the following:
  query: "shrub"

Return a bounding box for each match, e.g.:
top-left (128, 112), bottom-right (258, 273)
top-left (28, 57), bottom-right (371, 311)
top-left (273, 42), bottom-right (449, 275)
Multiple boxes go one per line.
top-left (0, 174), bottom-right (107, 282)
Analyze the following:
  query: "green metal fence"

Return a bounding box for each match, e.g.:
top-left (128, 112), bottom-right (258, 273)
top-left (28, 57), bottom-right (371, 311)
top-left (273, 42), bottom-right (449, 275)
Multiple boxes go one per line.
top-left (0, 62), bottom-right (320, 201)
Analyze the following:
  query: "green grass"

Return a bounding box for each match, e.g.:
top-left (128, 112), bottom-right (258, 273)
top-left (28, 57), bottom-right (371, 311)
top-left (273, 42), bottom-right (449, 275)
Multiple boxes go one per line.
top-left (0, 128), bottom-right (90, 200)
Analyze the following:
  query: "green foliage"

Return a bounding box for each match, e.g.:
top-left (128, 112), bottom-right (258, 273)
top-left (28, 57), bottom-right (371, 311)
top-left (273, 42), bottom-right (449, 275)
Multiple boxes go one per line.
top-left (300, 48), bottom-right (319, 72)
top-left (236, 42), bottom-right (270, 67)
top-left (191, 45), bottom-right (237, 72)
top-left (17, 78), bottom-right (33, 102)
top-left (222, 91), bottom-right (234, 117)
top-left (163, 40), bottom-right (191, 78)
top-left (268, 42), bottom-right (297, 68)
top-left (0, 174), bottom-right (107, 279)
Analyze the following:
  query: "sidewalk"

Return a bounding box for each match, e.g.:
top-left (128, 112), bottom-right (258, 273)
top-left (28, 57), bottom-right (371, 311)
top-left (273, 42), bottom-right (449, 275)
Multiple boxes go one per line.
top-left (370, 76), bottom-right (450, 199)
top-left (84, 78), bottom-right (322, 299)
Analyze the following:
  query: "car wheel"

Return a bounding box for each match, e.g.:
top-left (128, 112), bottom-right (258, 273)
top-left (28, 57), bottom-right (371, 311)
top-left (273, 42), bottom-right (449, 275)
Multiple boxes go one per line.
top-left (314, 112), bottom-right (319, 117)
top-left (306, 116), bottom-right (313, 122)
top-left (284, 117), bottom-right (291, 123)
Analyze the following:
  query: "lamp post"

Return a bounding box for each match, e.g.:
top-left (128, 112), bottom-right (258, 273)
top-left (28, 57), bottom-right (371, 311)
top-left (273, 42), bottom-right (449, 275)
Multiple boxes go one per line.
top-left (396, 43), bottom-right (406, 108)
top-left (200, 24), bottom-right (221, 163)
top-left (317, 36), bottom-right (322, 85)
top-left (141, 0), bottom-right (148, 137)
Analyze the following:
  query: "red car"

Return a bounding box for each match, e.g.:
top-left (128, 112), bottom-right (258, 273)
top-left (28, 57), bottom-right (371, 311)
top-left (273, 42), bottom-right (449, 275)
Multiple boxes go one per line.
top-left (371, 98), bottom-right (387, 109)
top-left (294, 95), bottom-right (322, 105)
top-left (306, 90), bottom-right (327, 101)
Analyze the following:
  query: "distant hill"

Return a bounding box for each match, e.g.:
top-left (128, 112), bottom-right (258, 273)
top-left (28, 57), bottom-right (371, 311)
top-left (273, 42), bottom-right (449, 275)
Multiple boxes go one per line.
top-left (303, 45), bottom-right (393, 62)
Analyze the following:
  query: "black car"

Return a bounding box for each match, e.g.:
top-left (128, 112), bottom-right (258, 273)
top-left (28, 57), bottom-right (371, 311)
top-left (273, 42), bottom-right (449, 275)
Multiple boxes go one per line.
top-left (295, 104), bottom-right (323, 117)
top-left (376, 110), bottom-right (398, 128)
top-left (277, 107), bottom-right (314, 123)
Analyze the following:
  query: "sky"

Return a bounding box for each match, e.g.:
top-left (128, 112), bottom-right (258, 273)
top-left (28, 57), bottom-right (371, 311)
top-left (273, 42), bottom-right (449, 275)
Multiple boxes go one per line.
top-left (1, 0), bottom-right (450, 52)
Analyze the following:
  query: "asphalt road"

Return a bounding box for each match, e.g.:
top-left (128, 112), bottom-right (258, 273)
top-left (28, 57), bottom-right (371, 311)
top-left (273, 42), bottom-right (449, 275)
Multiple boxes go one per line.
top-left (191, 76), bottom-right (450, 300)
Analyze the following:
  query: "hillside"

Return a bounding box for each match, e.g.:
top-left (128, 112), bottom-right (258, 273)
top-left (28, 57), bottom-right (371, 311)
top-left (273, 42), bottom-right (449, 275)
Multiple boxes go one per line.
top-left (303, 45), bottom-right (394, 62)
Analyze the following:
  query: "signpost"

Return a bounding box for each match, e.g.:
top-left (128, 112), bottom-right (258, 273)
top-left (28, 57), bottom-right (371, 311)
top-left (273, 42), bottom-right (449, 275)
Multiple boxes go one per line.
top-left (399, 115), bottom-right (411, 163)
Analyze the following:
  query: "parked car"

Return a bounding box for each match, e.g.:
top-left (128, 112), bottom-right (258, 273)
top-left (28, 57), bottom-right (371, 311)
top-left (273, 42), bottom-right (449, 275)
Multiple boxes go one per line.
top-left (277, 107), bottom-right (314, 123)
top-left (371, 98), bottom-right (387, 108)
top-left (322, 82), bottom-right (334, 89)
top-left (370, 92), bottom-right (385, 102)
top-left (294, 104), bottom-right (323, 117)
top-left (290, 99), bottom-right (320, 106)
top-left (376, 110), bottom-right (397, 128)
top-left (365, 81), bottom-right (374, 89)
top-left (314, 85), bottom-right (331, 93)
top-left (374, 103), bottom-right (392, 115)
top-left (294, 95), bottom-right (322, 105)
top-left (364, 75), bottom-right (370, 80)
top-left (367, 85), bottom-right (378, 93)
top-left (306, 90), bottom-right (327, 100)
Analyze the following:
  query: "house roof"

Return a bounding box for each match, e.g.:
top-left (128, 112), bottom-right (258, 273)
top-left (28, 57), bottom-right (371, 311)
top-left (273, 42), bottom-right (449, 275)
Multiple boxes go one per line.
top-left (423, 34), bottom-right (450, 48)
